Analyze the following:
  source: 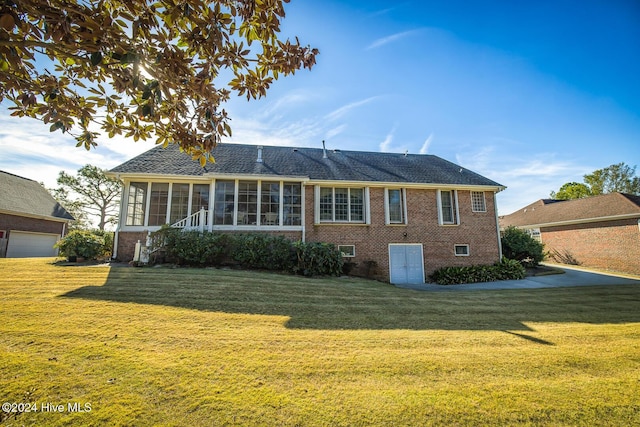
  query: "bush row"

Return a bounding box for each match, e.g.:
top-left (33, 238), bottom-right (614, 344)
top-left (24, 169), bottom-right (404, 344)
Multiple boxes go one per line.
top-left (156, 228), bottom-right (344, 277)
top-left (429, 258), bottom-right (526, 285)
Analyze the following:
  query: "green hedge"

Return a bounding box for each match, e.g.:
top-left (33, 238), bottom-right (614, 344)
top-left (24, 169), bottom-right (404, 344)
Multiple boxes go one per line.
top-left (55, 229), bottom-right (112, 260)
top-left (430, 258), bottom-right (526, 285)
top-left (154, 229), bottom-right (343, 277)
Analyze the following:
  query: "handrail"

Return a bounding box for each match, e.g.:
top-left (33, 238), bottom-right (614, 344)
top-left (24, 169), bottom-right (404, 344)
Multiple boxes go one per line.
top-left (170, 208), bottom-right (209, 231)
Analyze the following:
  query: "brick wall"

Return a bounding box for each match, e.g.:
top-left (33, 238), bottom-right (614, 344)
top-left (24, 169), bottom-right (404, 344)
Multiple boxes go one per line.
top-left (0, 213), bottom-right (66, 237)
top-left (114, 187), bottom-right (502, 281)
top-left (304, 187), bottom-right (501, 281)
top-left (541, 218), bottom-right (640, 275)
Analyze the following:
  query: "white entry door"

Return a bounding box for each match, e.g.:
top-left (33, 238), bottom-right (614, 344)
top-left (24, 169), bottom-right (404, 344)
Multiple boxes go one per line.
top-left (6, 231), bottom-right (60, 258)
top-left (388, 244), bottom-right (425, 285)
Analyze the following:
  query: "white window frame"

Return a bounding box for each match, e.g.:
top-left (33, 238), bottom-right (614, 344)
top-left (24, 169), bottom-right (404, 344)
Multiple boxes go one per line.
top-left (384, 188), bottom-right (408, 225)
top-left (338, 245), bottom-right (356, 258)
top-left (527, 228), bottom-right (542, 242)
top-left (454, 244), bottom-right (470, 256)
top-left (437, 189), bottom-right (460, 225)
top-left (314, 186), bottom-right (369, 224)
top-left (471, 191), bottom-right (486, 212)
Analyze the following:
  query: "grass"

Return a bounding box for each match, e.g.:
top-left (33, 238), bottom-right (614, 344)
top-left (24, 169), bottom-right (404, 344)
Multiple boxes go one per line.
top-left (1, 258), bottom-right (639, 426)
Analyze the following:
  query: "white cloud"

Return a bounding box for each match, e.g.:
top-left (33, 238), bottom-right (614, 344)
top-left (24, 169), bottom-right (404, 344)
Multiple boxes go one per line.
top-left (324, 96), bottom-right (379, 122)
top-left (366, 29), bottom-right (422, 50)
top-left (379, 126), bottom-right (396, 152)
top-left (419, 133), bottom-right (434, 154)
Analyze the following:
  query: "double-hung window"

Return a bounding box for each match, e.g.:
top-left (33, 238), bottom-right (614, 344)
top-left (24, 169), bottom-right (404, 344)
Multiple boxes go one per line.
top-left (318, 187), bottom-right (365, 223)
top-left (438, 190), bottom-right (459, 225)
top-left (385, 188), bottom-right (406, 224)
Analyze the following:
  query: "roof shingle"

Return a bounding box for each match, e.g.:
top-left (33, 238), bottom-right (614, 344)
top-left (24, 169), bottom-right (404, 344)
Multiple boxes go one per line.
top-left (0, 171), bottom-right (74, 221)
top-left (500, 192), bottom-right (640, 228)
top-left (110, 143), bottom-right (504, 188)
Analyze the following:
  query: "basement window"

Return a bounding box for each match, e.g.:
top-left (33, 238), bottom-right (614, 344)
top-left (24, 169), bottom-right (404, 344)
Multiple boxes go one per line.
top-left (338, 245), bottom-right (356, 257)
top-left (454, 244), bottom-right (470, 256)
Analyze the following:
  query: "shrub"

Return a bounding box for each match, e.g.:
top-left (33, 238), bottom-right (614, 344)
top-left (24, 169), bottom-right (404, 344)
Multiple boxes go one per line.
top-left (430, 258), bottom-right (526, 285)
top-left (161, 229), bottom-right (230, 266)
top-left (55, 230), bottom-right (106, 260)
top-left (501, 226), bottom-right (545, 267)
top-left (230, 234), bottom-right (295, 271)
top-left (292, 241), bottom-right (344, 277)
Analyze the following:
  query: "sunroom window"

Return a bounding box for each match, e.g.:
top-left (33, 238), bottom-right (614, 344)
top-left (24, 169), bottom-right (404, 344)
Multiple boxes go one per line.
top-left (126, 182), bottom-right (147, 226)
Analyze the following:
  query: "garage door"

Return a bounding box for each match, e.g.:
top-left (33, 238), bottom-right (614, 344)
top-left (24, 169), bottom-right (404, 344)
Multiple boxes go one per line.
top-left (6, 231), bottom-right (60, 258)
top-left (389, 244), bottom-right (425, 285)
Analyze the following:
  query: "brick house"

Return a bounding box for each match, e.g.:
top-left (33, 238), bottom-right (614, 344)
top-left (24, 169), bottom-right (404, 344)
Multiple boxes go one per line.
top-left (0, 171), bottom-right (74, 257)
top-left (109, 143), bottom-right (505, 283)
top-left (499, 193), bottom-right (640, 275)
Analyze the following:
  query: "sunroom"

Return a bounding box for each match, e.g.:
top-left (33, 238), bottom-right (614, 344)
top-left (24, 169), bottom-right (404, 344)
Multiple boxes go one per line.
top-left (121, 178), bottom-right (304, 232)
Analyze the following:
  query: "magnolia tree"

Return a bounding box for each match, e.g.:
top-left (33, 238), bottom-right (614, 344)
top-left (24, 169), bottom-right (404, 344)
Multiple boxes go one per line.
top-left (0, 0), bottom-right (318, 164)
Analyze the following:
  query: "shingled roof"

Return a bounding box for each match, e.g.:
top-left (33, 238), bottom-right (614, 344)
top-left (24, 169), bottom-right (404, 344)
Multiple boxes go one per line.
top-left (500, 192), bottom-right (640, 228)
top-left (0, 171), bottom-right (74, 221)
top-left (110, 143), bottom-right (504, 188)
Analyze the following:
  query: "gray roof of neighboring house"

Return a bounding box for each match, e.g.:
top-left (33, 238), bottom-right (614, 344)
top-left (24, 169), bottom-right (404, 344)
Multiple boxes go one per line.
top-left (0, 171), bottom-right (74, 221)
top-left (110, 143), bottom-right (504, 188)
top-left (499, 192), bottom-right (640, 228)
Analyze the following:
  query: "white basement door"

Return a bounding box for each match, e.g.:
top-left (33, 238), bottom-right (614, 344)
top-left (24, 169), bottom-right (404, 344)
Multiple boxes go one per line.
top-left (6, 231), bottom-right (60, 258)
top-left (388, 244), bottom-right (425, 285)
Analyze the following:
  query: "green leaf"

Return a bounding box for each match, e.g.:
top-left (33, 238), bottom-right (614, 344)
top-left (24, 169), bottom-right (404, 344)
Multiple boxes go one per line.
top-left (90, 51), bottom-right (103, 66)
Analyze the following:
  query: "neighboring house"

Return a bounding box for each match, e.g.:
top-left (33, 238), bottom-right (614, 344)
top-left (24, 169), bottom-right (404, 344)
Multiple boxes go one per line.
top-left (499, 193), bottom-right (640, 275)
top-left (0, 171), bottom-right (74, 258)
top-left (108, 143), bottom-right (505, 284)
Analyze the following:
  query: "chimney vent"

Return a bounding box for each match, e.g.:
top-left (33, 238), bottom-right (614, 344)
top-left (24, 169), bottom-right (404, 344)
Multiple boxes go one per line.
top-left (322, 140), bottom-right (327, 159)
top-left (257, 146), bottom-right (263, 163)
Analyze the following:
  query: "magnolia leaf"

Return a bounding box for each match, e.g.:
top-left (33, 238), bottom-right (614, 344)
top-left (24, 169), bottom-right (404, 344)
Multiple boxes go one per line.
top-left (90, 52), bottom-right (103, 66)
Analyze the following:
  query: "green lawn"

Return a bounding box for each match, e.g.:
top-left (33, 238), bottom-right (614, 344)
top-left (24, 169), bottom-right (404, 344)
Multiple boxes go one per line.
top-left (1, 258), bottom-right (639, 426)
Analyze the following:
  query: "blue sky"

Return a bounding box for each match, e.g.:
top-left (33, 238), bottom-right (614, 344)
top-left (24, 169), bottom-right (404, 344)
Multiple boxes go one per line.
top-left (1, 0), bottom-right (638, 215)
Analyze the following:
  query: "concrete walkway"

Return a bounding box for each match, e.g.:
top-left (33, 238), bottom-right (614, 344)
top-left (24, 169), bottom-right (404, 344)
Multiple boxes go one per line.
top-left (396, 264), bottom-right (640, 292)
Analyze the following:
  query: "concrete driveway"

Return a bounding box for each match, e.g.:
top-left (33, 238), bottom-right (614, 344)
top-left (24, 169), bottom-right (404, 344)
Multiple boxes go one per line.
top-left (396, 264), bottom-right (640, 292)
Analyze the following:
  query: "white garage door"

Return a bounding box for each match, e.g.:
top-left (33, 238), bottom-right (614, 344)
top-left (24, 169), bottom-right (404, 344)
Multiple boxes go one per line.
top-left (6, 231), bottom-right (60, 258)
top-left (389, 244), bottom-right (425, 285)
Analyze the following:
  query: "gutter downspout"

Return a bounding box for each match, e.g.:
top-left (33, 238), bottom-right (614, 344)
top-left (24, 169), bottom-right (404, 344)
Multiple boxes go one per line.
top-left (494, 191), bottom-right (503, 261)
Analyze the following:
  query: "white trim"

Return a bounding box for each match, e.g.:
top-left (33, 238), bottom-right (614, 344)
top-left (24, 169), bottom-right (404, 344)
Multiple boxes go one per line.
top-left (494, 192), bottom-right (503, 261)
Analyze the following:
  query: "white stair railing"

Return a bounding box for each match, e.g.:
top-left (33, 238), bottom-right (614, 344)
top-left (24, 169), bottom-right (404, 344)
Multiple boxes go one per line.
top-left (170, 208), bottom-right (209, 232)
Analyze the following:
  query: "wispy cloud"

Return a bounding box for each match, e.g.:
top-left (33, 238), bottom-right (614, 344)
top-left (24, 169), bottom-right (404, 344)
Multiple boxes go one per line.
top-left (419, 133), bottom-right (434, 154)
top-left (379, 126), bottom-right (397, 152)
top-left (324, 96), bottom-right (379, 122)
top-left (366, 29), bottom-right (422, 50)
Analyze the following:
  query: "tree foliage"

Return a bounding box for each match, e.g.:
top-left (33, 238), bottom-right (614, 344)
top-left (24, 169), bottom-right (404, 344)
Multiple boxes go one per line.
top-left (551, 162), bottom-right (640, 199)
top-left (549, 182), bottom-right (592, 200)
top-left (56, 165), bottom-right (122, 230)
top-left (583, 162), bottom-right (640, 195)
top-left (0, 0), bottom-right (318, 164)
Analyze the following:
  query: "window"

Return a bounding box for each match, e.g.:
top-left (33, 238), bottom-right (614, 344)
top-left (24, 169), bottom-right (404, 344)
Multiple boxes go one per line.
top-left (527, 228), bottom-right (541, 242)
top-left (191, 184), bottom-right (210, 213)
top-left (318, 187), bottom-right (365, 223)
top-left (438, 190), bottom-right (458, 225)
top-left (214, 180), bottom-right (235, 225)
top-left (126, 182), bottom-right (147, 226)
top-left (386, 188), bottom-right (406, 224)
top-left (261, 182), bottom-right (280, 226)
top-left (454, 244), bottom-right (469, 256)
top-left (148, 183), bottom-right (169, 226)
top-left (238, 181), bottom-right (258, 225)
top-left (338, 245), bottom-right (355, 257)
top-left (283, 183), bottom-right (302, 226)
top-left (170, 183), bottom-right (190, 224)
top-left (471, 191), bottom-right (486, 212)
